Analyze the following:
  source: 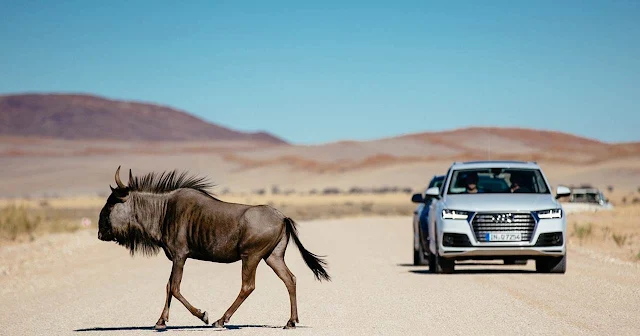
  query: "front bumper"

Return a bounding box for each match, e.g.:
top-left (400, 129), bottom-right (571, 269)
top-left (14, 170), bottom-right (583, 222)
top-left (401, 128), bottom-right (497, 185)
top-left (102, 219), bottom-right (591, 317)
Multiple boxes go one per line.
top-left (437, 217), bottom-right (566, 259)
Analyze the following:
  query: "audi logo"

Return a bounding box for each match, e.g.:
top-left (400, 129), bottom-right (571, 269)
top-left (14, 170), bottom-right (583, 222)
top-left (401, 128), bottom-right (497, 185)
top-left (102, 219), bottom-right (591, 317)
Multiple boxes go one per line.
top-left (492, 213), bottom-right (514, 223)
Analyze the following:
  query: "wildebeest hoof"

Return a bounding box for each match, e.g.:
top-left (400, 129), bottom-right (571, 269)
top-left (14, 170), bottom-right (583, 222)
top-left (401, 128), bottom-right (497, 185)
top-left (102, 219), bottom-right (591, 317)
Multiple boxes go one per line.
top-left (200, 311), bottom-right (209, 324)
top-left (212, 319), bottom-right (225, 328)
top-left (154, 323), bottom-right (167, 331)
top-left (284, 321), bottom-right (296, 329)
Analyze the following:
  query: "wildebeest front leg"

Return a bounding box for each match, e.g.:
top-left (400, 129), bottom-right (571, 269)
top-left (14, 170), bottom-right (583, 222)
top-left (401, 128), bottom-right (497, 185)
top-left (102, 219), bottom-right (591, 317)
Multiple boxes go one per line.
top-left (213, 256), bottom-right (260, 328)
top-left (154, 278), bottom-right (173, 330)
top-left (169, 258), bottom-right (209, 325)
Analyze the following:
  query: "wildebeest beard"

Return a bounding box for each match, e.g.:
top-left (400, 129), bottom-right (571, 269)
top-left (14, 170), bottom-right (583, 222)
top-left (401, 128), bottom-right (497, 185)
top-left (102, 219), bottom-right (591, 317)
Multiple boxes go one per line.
top-left (111, 193), bottom-right (166, 257)
top-left (112, 222), bottom-right (162, 256)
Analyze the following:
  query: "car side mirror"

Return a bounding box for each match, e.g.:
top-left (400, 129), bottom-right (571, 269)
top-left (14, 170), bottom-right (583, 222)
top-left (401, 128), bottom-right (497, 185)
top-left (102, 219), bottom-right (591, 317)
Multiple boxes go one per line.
top-left (425, 186), bottom-right (440, 199)
top-left (555, 185), bottom-right (571, 199)
top-left (411, 193), bottom-right (424, 203)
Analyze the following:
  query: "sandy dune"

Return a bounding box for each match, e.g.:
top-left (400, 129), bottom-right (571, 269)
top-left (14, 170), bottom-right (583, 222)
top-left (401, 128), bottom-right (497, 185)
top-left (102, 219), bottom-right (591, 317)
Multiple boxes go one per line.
top-left (1, 126), bottom-right (639, 198)
top-left (1, 217), bottom-right (639, 335)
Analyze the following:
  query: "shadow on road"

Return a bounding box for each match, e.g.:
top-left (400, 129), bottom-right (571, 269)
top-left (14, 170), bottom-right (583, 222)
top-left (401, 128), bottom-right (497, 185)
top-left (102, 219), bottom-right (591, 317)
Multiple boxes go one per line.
top-left (74, 324), bottom-right (303, 332)
top-left (409, 269), bottom-right (536, 275)
top-left (401, 261), bottom-right (536, 274)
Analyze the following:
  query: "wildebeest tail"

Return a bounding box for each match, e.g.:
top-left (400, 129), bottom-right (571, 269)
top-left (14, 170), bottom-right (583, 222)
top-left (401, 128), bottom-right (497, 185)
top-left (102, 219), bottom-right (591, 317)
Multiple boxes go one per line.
top-left (284, 217), bottom-right (331, 282)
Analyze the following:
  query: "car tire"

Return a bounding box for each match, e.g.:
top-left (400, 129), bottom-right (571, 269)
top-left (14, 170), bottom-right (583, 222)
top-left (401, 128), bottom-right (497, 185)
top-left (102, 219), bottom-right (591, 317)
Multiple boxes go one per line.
top-left (437, 255), bottom-right (455, 274)
top-left (432, 236), bottom-right (454, 274)
top-left (535, 255), bottom-right (566, 273)
top-left (413, 228), bottom-right (429, 266)
top-left (428, 249), bottom-right (436, 273)
top-left (413, 243), bottom-right (428, 266)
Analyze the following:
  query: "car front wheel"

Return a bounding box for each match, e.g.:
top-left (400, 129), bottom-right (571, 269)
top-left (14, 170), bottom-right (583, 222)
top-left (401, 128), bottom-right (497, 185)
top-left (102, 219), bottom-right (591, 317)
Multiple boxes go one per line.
top-left (413, 234), bottom-right (428, 266)
top-left (535, 255), bottom-right (566, 273)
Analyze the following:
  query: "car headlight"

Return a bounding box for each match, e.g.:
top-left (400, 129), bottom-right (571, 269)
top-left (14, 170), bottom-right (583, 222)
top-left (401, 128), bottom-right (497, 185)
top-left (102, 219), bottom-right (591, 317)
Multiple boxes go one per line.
top-left (442, 209), bottom-right (471, 220)
top-left (535, 208), bottom-right (563, 219)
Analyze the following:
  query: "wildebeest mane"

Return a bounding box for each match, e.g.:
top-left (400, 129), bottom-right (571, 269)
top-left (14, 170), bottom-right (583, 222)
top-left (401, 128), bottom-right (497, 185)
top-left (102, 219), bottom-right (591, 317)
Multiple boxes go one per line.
top-left (128, 170), bottom-right (217, 198)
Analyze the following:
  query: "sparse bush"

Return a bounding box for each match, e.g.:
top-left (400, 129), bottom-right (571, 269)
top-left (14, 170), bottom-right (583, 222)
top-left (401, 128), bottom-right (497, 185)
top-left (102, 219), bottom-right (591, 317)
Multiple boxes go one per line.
top-left (622, 197), bottom-right (627, 205)
top-left (601, 226), bottom-right (611, 239)
top-left (573, 222), bottom-right (593, 244)
top-left (349, 187), bottom-right (364, 194)
top-left (253, 189), bottom-right (265, 195)
top-left (361, 202), bottom-right (373, 213)
top-left (607, 185), bottom-right (614, 193)
top-left (322, 187), bottom-right (341, 195)
top-left (271, 185), bottom-right (280, 195)
top-left (0, 204), bottom-right (41, 241)
top-left (612, 233), bottom-right (628, 247)
top-left (633, 197), bottom-right (640, 205)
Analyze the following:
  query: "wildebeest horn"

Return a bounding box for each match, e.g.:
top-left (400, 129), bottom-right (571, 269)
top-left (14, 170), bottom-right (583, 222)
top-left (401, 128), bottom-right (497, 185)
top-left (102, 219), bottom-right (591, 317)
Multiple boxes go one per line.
top-left (115, 166), bottom-right (126, 189)
top-left (128, 169), bottom-right (133, 185)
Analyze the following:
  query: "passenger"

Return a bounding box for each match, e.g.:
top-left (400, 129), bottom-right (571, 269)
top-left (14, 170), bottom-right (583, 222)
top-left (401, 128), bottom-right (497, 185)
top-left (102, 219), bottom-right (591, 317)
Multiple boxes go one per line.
top-left (510, 173), bottom-right (532, 193)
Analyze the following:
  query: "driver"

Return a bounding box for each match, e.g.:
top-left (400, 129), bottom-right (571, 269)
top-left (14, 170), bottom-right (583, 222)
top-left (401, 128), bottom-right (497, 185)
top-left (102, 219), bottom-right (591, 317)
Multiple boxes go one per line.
top-left (464, 172), bottom-right (482, 194)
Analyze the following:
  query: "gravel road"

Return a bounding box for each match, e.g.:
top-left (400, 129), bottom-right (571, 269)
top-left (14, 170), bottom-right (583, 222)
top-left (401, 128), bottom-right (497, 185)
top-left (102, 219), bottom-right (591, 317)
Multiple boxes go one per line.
top-left (1, 217), bottom-right (639, 335)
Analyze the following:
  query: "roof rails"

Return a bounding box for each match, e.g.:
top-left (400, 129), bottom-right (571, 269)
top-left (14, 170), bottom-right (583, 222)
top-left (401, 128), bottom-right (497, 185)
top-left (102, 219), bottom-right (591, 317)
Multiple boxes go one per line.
top-left (460, 160), bottom-right (531, 164)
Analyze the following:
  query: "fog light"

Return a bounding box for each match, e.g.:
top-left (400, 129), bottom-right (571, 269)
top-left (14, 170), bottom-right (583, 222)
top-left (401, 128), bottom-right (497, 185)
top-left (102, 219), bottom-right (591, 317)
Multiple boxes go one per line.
top-left (551, 233), bottom-right (563, 246)
top-left (443, 234), bottom-right (455, 246)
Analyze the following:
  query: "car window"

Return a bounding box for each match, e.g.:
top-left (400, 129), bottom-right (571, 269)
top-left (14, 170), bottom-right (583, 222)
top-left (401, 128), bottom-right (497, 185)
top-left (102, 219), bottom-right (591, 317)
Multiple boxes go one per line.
top-left (428, 176), bottom-right (445, 190)
top-left (447, 168), bottom-right (550, 194)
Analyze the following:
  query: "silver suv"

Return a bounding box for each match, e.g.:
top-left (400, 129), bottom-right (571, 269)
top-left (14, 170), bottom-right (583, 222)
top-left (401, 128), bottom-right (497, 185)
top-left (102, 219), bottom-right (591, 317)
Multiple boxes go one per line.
top-left (423, 161), bottom-right (571, 274)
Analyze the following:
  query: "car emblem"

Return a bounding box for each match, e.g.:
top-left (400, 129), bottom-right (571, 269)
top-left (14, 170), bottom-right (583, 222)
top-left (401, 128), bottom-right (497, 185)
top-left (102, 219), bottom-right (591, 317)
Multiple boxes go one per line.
top-left (493, 213), bottom-right (513, 223)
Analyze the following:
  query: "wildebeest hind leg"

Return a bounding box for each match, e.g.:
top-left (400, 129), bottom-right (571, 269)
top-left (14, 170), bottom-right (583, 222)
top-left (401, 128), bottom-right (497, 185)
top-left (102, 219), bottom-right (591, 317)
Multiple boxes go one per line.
top-left (213, 256), bottom-right (260, 328)
top-left (265, 252), bottom-right (298, 329)
top-left (169, 257), bottom-right (209, 325)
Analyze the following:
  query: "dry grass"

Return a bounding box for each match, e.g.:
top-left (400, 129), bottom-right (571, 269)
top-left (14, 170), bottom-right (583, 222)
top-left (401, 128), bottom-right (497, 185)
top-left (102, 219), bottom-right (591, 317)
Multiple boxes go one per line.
top-left (572, 222), bottom-right (593, 245)
top-left (612, 233), bottom-right (629, 247)
top-left (0, 203), bottom-right (97, 244)
top-left (3, 194), bottom-right (639, 263)
top-left (568, 204), bottom-right (640, 262)
top-left (0, 193), bottom-right (417, 243)
top-left (0, 204), bottom-right (41, 241)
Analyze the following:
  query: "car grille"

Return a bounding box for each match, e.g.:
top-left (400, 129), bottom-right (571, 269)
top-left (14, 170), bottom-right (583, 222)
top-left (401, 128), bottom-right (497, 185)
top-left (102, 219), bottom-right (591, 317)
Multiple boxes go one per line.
top-left (471, 212), bottom-right (536, 242)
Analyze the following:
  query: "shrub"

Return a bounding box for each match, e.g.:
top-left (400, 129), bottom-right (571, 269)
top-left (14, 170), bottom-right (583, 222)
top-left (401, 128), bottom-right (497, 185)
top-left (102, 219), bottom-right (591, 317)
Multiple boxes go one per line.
top-left (612, 233), bottom-right (628, 247)
top-left (0, 204), bottom-right (41, 241)
top-left (573, 222), bottom-right (592, 245)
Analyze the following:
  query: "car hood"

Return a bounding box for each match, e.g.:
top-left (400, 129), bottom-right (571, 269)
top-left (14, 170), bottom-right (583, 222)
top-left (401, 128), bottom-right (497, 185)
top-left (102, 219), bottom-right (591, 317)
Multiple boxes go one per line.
top-left (443, 194), bottom-right (560, 212)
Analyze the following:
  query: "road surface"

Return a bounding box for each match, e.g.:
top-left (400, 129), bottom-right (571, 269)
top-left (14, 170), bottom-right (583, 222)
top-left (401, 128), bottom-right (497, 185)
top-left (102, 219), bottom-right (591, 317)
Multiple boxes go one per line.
top-left (1, 217), bottom-right (639, 335)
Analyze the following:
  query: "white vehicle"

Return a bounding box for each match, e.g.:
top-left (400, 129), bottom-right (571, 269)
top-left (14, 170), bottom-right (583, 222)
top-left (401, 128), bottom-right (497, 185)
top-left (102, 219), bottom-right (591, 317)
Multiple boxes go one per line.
top-left (424, 161), bottom-right (571, 274)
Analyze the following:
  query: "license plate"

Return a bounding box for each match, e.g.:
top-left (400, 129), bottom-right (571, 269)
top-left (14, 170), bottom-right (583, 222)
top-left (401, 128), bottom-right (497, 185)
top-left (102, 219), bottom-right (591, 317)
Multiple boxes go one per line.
top-left (486, 232), bottom-right (522, 242)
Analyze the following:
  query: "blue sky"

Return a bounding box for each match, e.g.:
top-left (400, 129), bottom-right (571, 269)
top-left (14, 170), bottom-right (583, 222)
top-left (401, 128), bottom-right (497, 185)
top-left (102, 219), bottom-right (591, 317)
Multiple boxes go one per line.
top-left (1, 1), bottom-right (639, 144)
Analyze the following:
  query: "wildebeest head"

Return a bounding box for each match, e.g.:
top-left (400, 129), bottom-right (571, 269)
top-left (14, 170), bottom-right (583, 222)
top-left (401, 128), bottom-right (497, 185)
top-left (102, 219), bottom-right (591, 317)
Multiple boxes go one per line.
top-left (98, 166), bottom-right (133, 242)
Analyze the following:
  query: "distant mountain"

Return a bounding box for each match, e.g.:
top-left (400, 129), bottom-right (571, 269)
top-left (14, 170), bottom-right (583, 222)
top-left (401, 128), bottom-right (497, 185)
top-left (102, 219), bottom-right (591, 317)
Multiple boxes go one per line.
top-left (0, 93), bottom-right (287, 143)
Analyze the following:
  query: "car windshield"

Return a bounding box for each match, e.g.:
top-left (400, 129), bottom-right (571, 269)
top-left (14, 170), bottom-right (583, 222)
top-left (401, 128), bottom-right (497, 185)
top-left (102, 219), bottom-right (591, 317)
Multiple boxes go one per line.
top-left (447, 168), bottom-right (550, 194)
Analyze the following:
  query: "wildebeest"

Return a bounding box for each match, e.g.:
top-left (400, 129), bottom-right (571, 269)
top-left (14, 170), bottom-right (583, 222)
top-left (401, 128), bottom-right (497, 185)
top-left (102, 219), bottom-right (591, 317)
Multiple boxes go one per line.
top-left (98, 166), bottom-right (330, 330)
